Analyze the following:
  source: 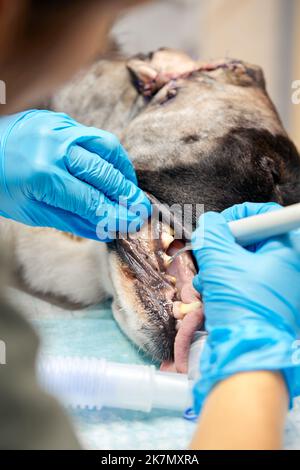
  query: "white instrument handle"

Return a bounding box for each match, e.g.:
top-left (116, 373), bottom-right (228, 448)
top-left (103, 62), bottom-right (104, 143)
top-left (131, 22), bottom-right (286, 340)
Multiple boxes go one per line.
top-left (229, 202), bottom-right (300, 246)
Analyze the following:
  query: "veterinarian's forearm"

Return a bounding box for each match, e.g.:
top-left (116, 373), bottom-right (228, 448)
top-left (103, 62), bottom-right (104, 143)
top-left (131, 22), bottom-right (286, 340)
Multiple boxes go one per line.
top-left (190, 371), bottom-right (288, 450)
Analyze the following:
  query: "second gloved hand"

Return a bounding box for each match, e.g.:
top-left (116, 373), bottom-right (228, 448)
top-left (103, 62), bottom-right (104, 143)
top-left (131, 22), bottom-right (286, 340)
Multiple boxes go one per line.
top-left (192, 202), bottom-right (300, 413)
top-left (0, 110), bottom-right (151, 241)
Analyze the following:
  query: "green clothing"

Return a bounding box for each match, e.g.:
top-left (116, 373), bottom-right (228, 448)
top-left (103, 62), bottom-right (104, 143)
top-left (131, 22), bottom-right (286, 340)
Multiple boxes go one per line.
top-left (0, 243), bottom-right (80, 449)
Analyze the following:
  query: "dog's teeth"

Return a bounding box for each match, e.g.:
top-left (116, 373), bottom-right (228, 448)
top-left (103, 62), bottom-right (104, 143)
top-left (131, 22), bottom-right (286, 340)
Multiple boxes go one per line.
top-left (163, 253), bottom-right (172, 266)
top-left (161, 232), bottom-right (174, 250)
top-left (180, 301), bottom-right (202, 314)
top-left (175, 320), bottom-right (182, 331)
top-left (173, 301), bottom-right (183, 319)
top-left (166, 274), bottom-right (177, 285)
top-left (173, 301), bottom-right (202, 319)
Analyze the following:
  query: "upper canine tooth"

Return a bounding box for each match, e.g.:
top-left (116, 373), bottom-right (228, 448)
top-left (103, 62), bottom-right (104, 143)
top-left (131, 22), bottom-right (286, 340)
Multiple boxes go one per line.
top-left (161, 232), bottom-right (174, 250)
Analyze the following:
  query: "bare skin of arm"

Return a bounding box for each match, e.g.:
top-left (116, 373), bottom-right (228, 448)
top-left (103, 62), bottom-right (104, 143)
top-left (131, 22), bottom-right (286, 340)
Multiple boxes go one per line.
top-left (190, 371), bottom-right (288, 450)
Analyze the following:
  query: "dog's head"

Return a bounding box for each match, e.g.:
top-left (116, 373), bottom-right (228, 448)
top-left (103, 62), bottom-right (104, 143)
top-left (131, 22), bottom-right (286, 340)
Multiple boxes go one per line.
top-left (104, 49), bottom-right (300, 371)
top-left (53, 48), bottom-right (300, 371)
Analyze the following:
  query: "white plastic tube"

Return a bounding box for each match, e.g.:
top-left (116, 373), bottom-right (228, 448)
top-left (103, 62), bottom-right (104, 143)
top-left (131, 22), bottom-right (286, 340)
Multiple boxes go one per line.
top-left (38, 356), bottom-right (192, 413)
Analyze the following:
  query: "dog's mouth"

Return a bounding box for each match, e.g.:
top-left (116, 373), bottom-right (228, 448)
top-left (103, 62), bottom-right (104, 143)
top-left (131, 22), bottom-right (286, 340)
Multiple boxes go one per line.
top-left (114, 197), bottom-right (203, 373)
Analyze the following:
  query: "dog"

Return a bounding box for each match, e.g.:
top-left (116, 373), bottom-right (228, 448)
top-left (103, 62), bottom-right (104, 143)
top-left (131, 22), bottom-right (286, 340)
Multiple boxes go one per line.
top-left (3, 48), bottom-right (300, 372)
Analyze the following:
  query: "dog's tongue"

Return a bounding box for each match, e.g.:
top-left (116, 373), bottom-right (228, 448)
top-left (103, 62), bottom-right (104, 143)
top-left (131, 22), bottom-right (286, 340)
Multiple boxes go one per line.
top-left (160, 241), bottom-right (203, 373)
top-left (160, 308), bottom-right (203, 373)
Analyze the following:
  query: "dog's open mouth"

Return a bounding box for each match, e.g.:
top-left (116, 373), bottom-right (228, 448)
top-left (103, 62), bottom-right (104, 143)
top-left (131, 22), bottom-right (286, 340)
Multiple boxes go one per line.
top-left (115, 197), bottom-right (203, 374)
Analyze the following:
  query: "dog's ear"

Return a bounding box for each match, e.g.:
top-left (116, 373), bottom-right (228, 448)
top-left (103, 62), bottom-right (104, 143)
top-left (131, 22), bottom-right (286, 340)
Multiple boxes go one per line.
top-left (127, 55), bottom-right (158, 96)
top-left (127, 48), bottom-right (198, 97)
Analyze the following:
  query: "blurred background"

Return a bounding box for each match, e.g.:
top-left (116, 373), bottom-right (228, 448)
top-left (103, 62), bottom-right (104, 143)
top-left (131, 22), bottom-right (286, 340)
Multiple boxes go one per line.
top-left (113, 0), bottom-right (300, 149)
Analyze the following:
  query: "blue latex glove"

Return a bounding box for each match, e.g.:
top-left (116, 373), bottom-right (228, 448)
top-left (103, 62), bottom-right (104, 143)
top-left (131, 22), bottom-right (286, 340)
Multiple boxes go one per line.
top-left (0, 110), bottom-right (151, 241)
top-left (192, 202), bottom-right (300, 413)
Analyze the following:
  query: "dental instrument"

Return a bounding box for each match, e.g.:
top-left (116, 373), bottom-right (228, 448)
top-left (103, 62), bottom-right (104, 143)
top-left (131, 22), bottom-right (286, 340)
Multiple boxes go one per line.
top-left (167, 202), bottom-right (300, 264)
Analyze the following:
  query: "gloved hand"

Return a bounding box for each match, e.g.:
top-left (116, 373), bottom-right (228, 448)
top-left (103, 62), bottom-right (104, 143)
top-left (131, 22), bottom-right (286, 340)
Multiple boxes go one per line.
top-left (192, 202), bottom-right (300, 413)
top-left (0, 110), bottom-right (151, 241)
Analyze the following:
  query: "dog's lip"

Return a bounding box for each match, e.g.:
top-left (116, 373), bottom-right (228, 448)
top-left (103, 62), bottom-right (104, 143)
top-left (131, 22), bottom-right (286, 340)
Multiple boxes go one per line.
top-left (115, 233), bottom-right (176, 296)
top-left (113, 208), bottom-right (180, 361)
top-left (115, 228), bottom-right (177, 330)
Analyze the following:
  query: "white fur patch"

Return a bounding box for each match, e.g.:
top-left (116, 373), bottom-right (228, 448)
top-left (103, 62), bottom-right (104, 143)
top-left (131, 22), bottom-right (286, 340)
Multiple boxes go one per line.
top-left (0, 218), bottom-right (112, 306)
